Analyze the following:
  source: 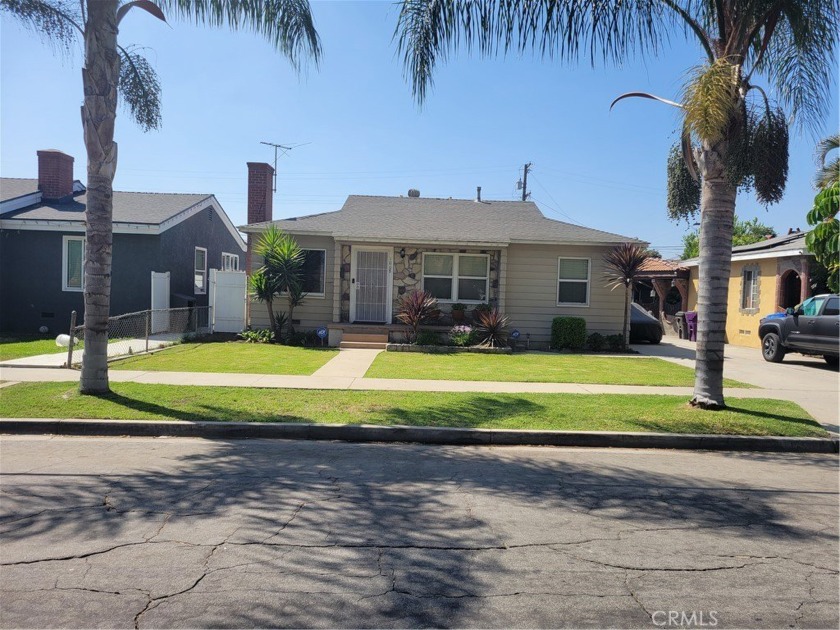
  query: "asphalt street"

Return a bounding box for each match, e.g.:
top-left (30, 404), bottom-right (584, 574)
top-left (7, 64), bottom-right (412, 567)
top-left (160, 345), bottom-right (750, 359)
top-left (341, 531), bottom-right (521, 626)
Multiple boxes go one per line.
top-left (1, 436), bottom-right (837, 629)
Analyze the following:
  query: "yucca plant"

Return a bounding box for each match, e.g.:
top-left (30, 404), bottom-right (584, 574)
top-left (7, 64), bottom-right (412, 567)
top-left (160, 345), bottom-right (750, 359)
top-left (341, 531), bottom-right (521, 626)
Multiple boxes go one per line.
top-left (396, 290), bottom-right (441, 344)
top-left (395, 0), bottom-right (838, 409)
top-left (603, 244), bottom-right (651, 350)
top-left (475, 309), bottom-right (509, 349)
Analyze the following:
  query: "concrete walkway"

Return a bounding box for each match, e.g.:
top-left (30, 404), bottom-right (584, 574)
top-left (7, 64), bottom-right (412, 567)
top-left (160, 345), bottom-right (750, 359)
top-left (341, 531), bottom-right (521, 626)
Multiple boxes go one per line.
top-left (311, 348), bottom-right (382, 378)
top-left (0, 333), bottom-right (180, 368)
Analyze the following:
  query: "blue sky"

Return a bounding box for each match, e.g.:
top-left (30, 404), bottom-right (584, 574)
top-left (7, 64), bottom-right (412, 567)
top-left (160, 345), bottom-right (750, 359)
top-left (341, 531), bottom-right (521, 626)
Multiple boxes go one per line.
top-left (2, 1), bottom-right (837, 257)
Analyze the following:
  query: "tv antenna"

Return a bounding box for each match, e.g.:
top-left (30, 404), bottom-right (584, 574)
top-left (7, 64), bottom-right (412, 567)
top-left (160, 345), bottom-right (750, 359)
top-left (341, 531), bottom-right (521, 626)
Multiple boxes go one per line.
top-left (260, 141), bottom-right (311, 192)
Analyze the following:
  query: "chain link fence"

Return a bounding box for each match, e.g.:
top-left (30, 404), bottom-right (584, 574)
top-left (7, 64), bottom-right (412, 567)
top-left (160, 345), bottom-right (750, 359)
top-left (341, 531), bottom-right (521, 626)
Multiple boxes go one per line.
top-left (67, 307), bottom-right (210, 367)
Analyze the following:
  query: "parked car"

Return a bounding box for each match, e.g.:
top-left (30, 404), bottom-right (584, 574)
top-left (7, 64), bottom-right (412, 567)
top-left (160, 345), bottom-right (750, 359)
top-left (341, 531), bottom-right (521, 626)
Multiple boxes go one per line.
top-left (630, 303), bottom-right (663, 344)
top-left (758, 294), bottom-right (839, 365)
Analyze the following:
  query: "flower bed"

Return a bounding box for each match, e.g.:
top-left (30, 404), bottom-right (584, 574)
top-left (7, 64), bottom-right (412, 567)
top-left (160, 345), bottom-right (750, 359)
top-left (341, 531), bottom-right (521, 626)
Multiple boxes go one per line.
top-left (385, 344), bottom-right (513, 354)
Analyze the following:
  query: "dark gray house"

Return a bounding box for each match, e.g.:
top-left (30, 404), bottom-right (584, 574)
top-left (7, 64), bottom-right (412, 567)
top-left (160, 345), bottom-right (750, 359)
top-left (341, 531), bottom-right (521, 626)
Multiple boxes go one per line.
top-left (0, 150), bottom-right (246, 333)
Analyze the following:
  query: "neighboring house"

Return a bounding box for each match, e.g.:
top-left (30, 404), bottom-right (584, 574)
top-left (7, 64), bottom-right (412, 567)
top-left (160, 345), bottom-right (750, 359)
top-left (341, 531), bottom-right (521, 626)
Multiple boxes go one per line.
top-left (240, 163), bottom-right (641, 348)
top-left (0, 150), bottom-right (246, 334)
top-left (633, 258), bottom-right (690, 336)
top-left (683, 230), bottom-right (817, 349)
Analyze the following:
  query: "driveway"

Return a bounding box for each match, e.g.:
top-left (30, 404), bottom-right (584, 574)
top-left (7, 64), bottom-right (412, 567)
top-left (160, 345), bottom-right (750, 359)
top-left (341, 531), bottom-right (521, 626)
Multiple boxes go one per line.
top-left (1, 436), bottom-right (837, 629)
top-left (633, 338), bottom-right (839, 432)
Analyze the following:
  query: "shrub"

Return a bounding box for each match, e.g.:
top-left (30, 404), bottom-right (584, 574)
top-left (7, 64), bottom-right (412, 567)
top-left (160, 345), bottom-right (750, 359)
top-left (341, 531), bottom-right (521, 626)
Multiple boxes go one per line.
top-left (273, 312), bottom-right (288, 342)
top-left (449, 325), bottom-right (475, 347)
top-left (286, 330), bottom-right (321, 347)
top-left (472, 303), bottom-right (492, 321)
top-left (416, 330), bottom-right (441, 346)
top-left (238, 328), bottom-right (274, 344)
top-left (586, 332), bottom-right (606, 352)
top-left (606, 334), bottom-right (625, 351)
top-left (551, 317), bottom-right (586, 350)
top-left (397, 290), bottom-right (441, 343)
top-left (475, 309), bottom-right (510, 348)
top-left (451, 303), bottom-right (466, 312)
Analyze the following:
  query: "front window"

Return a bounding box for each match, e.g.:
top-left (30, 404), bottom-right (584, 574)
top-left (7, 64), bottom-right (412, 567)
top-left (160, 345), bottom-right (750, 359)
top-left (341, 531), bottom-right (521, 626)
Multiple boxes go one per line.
top-left (741, 267), bottom-right (759, 310)
top-left (63, 236), bottom-right (85, 292)
top-left (302, 249), bottom-right (326, 295)
top-left (221, 252), bottom-right (239, 271)
top-left (194, 247), bottom-right (207, 294)
top-left (422, 253), bottom-right (489, 303)
top-left (557, 258), bottom-right (590, 306)
top-left (800, 296), bottom-right (827, 316)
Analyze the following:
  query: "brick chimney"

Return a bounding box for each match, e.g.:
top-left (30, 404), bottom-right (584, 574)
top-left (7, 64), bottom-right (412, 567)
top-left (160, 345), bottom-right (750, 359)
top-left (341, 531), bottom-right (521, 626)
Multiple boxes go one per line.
top-left (246, 162), bottom-right (275, 274)
top-left (37, 150), bottom-right (74, 200)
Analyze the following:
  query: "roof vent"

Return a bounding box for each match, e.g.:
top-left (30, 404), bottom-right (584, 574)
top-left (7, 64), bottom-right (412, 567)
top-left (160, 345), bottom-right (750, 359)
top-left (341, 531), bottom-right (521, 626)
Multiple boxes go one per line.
top-left (475, 186), bottom-right (482, 202)
top-left (408, 189), bottom-right (420, 198)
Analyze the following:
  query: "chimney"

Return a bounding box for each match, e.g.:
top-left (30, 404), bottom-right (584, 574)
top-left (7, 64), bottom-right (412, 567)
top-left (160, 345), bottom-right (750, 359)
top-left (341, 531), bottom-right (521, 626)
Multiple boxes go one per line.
top-left (246, 161), bottom-right (275, 276)
top-left (247, 162), bottom-right (274, 225)
top-left (37, 150), bottom-right (74, 200)
top-left (475, 186), bottom-right (482, 202)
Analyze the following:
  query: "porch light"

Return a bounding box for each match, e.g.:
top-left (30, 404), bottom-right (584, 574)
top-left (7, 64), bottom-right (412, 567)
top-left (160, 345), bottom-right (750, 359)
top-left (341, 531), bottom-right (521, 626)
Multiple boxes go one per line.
top-left (399, 248), bottom-right (406, 258)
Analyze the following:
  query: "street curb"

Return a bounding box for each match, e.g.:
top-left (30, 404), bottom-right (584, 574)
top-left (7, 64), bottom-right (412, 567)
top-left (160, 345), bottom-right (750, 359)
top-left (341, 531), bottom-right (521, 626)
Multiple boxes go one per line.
top-left (2, 419), bottom-right (838, 453)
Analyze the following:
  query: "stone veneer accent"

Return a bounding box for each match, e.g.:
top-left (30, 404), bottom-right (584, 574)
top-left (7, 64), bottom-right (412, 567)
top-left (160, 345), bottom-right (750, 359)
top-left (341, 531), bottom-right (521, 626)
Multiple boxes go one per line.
top-left (338, 244), bottom-right (501, 323)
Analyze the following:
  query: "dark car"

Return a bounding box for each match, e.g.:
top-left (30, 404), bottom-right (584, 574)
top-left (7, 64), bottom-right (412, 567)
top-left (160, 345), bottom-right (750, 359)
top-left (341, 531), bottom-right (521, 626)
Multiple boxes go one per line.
top-left (630, 303), bottom-right (663, 344)
top-left (758, 294), bottom-right (839, 365)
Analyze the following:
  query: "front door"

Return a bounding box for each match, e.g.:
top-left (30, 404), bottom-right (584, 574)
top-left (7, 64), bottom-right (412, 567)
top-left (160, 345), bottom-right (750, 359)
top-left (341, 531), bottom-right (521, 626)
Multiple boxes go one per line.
top-left (350, 247), bottom-right (392, 323)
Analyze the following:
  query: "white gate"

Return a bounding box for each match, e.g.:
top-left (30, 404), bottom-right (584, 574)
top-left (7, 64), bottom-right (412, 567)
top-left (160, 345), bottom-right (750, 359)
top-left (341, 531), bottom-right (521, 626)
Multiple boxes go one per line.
top-left (209, 269), bottom-right (247, 333)
top-left (150, 271), bottom-right (170, 333)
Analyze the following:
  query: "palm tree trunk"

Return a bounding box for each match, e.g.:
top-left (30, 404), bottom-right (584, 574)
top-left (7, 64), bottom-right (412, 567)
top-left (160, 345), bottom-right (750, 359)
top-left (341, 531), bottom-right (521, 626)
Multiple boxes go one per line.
top-left (266, 299), bottom-right (277, 340)
top-left (691, 142), bottom-right (736, 409)
top-left (79, 0), bottom-right (120, 395)
top-left (623, 283), bottom-right (631, 349)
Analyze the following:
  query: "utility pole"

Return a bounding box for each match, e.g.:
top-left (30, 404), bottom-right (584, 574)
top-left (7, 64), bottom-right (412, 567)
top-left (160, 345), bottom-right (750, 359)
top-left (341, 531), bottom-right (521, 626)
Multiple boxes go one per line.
top-left (518, 162), bottom-right (532, 201)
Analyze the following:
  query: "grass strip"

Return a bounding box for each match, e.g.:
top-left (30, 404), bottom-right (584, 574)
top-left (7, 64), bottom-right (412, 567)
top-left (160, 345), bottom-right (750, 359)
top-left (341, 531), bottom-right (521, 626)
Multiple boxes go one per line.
top-left (0, 337), bottom-right (74, 361)
top-left (111, 342), bottom-right (338, 375)
top-left (0, 382), bottom-right (825, 437)
top-left (366, 352), bottom-right (751, 387)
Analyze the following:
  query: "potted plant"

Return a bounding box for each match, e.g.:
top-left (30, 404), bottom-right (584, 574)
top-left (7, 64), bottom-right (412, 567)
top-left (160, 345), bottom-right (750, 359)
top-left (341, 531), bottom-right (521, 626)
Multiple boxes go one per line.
top-left (451, 302), bottom-right (466, 323)
top-left (472, 302), bottom-right (491, 323)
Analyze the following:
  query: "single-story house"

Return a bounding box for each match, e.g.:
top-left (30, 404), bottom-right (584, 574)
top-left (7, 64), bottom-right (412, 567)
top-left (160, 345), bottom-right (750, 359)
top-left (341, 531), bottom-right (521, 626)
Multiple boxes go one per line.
top-left (0, 150), bottom-right (246, 334)
top-left (240, 163), bottom-right (641, 348)
top-left (683, 230), bottom-right (819, 349)
top-left (633, 258), bottom-right (690, 336)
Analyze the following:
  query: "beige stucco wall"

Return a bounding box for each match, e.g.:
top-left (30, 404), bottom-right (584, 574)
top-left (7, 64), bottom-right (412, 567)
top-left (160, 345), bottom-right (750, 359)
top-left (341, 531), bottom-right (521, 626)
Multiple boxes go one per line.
top-left (249, 234), bottom-right (336, 331)
top-left (504, 243), bottom-right (625, 347)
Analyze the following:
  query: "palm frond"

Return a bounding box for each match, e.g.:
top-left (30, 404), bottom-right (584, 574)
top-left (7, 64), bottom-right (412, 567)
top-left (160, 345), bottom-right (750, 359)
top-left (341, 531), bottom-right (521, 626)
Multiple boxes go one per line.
top-left (682, 59), bottom-right (738, 143)
top-left (118, 46), bottom-right (162, 132)
top-left (814, 134), bottom-right (840, 190)
top-left (0, 0), bottom-right (81, 51)
top-left (157, 0), bottom-right (321, 71)
top-left (752, 0), bottom-right (839, 135)
top-left (395, 0), bottom-right (671, 103)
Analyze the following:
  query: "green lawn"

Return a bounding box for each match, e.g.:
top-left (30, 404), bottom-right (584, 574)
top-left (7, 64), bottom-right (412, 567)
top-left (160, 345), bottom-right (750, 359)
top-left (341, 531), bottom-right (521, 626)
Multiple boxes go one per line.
top-left (366, 352), bottom-right (750, 387)
top-left (0, 382), bottom-right (826, 437)
top-left (0, 336), bottom-right (74, 361)
top-left (110, 342), bottom-right (337, 375)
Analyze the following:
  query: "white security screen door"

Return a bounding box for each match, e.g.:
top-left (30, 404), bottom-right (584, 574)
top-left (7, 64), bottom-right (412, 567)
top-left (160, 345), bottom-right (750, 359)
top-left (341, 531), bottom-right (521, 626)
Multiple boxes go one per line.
top-left (352, 248), bottom-right (391, 323)
top-left (209, 269), bottom-right (247, 333)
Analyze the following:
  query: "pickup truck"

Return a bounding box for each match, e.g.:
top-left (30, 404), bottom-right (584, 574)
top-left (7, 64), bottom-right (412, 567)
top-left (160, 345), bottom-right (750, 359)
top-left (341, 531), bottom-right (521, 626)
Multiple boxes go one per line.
top-left (758, 294), bottom-right (839, 365)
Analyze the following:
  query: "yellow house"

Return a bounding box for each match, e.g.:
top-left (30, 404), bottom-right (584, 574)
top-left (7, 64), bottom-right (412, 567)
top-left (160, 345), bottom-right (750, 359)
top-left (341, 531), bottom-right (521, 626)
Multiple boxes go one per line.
top-left (684, 231), bottom-right (814, 349)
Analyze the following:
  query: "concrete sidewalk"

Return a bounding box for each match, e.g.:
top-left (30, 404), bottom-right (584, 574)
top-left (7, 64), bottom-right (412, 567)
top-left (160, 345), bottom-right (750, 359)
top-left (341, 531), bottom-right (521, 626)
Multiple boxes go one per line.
top-left (0, 333), bottom-right (180, 368)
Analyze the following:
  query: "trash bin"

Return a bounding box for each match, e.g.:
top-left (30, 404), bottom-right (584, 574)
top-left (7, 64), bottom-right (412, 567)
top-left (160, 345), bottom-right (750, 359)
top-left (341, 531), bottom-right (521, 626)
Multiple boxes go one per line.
top-left (685, 311), bottom-right (698, 342)
top-left (674, 311), bottom-right (687, 339)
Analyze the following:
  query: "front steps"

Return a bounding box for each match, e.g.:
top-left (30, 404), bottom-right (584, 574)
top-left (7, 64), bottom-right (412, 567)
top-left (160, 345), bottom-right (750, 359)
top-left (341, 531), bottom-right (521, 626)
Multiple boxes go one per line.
top-left (339, 332), bottom-right (389, 350)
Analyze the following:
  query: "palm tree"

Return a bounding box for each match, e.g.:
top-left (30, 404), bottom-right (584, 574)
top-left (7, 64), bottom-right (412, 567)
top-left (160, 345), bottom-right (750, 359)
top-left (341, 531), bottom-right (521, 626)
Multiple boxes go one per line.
top-left (604, 244), bottom-right (651, 349)
top-left (248, 268), bottom-right (280, 341)
top-left (814, 134), bottom-right (840, 191)
top-left (806, 134), bottom-right (839, 292)
top-left (396, 0), bottom-right (838, 409)
top-left (1, 0), bottom-right (321, 394)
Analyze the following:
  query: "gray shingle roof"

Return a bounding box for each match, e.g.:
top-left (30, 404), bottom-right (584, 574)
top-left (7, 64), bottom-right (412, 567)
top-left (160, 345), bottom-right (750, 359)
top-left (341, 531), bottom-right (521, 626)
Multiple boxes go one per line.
top-left (0, 178), bottom-right (213, 225)
top-left (731, 231), bottom-right (807, 254)
top-left (243, 195), bottom-right (638, 245)
top-left (0, 178), bottom-right (38, 202)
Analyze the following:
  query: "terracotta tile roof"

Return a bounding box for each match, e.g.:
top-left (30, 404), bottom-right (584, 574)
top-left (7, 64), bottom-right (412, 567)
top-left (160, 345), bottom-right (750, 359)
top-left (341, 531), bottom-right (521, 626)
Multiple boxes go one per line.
top-left (639, 258), bottom-right (685, 272)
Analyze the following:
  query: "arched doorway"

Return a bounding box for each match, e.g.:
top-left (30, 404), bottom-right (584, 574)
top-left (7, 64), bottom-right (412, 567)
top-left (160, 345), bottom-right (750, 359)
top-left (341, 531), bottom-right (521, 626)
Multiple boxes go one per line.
top-left (779, 270), bottom-right (801, 309)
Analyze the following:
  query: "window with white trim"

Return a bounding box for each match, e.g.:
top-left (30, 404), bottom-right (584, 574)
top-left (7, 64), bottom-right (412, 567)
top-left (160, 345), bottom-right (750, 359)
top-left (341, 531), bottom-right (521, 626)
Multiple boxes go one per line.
top-left (62, 235), bottom-right (85, 292)
top-left (740, 266), bottom-right (759, 311)
top-left (557, 258), bottom-right (590, 306)
top-left (302, 249), bottom-right (326, 296)
top-left (194, 247), bottom-right (207, 294)
top-left (422, 253), bottom-right (489, 303)
top-left (221, 252), bottom-right (239, 271)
